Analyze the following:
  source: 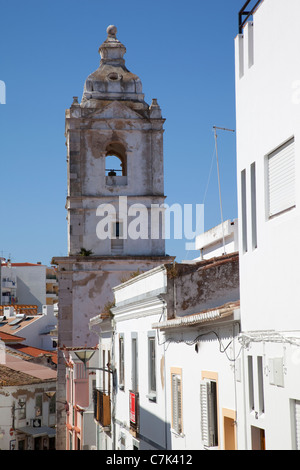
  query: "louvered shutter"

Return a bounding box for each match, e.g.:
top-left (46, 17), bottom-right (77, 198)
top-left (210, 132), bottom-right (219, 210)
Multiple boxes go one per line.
top-left (177, 377), bottom-right (182, 434)
top-left (295, 400), bottom-right (300, 449)
top-left (200, 380), bottom-right (211, 446)
top-left (268, 138), bottom-right (296, 217)
top-left (172, 374), bottom-right (182, 434)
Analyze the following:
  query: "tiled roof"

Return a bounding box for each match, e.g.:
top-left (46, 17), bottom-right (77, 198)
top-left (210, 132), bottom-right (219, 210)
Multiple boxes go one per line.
top-left (0, 331), bottom-right (26, 343)
top-left (0, 315), bottom-right (39, 335)
top-left (0, 364), bottom-right (47, 386)
top-left (9, 343), bottom-right (57, 362)
top-left (4, 353), bottom-right (57, 381)
top-left (2, 263), bottom-right (45, 267)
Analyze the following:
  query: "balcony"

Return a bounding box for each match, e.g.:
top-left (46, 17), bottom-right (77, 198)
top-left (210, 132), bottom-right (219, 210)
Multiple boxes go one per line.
top-left (93, 389), bottom-right (111, 429)
top-left (2, 280), bottom-right (16, 289)
top-left (129, 391), bottom-right (139, 434)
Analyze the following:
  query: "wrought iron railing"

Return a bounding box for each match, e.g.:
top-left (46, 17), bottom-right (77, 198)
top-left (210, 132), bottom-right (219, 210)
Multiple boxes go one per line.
top-left (239, 0), bottom-right (263, 33)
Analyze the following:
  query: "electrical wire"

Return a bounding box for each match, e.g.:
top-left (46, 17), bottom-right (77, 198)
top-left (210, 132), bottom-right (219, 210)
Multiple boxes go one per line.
top-left (157, 327), bottom-right (243, 362)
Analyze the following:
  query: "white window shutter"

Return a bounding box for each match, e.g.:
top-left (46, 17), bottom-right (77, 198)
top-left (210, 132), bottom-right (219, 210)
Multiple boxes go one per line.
top-left (200, 380), bottom-right (211, 446)
top-left (268, 138), bottom-right (296, 217)
top-left (172, 374), bottom-right (182, 434)
top-left (295, 400), bottom-right (300, 450)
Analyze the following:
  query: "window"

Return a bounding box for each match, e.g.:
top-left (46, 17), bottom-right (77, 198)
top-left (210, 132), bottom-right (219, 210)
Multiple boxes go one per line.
top-left (248, 356), bottom-right (255, 412)
top-left (111, 221), bottom-right (124, 254)
top-left (267, 137), bottom-right (296, 218)
top-left (293, 400), bottom-right (300, 449)
top-left (105, 142), bottom-right (127, 186)
top-left (148, 332), bottom-right (156, 400)
top-left (257, 356), bottom-right (264, 415)
top-left (131, 334), bottom-right (138, 392)
top-left (171, 368), bottom-right (182, 435)
top-left (35, 394), bottom-right (43, 417)
top-left (241, 169), bottom-right (248, 253)
top-left (105, 155), bottom-right (124, 176)
top-left (18, 397), bottom-right (26, 420)
top-left (49, 394), bottom-right (56, 415)
top-left (119, 335), bottom-right (124, 389)
top-left (105, 142), bottom-right (127, 176)
top-left (102, 349), bottom-right (106, 392)
top-left (251, 162), bottom-right (257, 249)
top-left (200, 379), bottom-right (218, 447)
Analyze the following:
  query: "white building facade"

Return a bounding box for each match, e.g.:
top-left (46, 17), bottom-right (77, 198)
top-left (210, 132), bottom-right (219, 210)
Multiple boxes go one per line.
top-left (235, 0), bottom-right (300, 450)
top-left (107, 252), bottom-right (240, 451)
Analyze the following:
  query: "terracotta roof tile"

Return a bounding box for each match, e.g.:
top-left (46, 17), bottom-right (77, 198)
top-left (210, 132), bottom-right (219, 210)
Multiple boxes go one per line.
top-left (0, 364), bottom-right (51, 386)
top-left (0, 331), bottom-right (26, 343)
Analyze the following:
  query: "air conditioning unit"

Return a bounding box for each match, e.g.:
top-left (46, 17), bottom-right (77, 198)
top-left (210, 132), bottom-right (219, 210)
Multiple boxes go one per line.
top-left (30, 418), bottom-right (41, 428)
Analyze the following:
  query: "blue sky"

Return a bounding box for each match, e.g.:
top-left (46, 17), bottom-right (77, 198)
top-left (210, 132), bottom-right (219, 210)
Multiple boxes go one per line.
top-left (0, 0), bottom-right (242, 265)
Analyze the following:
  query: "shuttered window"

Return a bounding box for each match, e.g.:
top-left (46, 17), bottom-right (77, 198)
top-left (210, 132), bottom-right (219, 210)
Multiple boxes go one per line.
top-left (119, 335), bottom-right (124, 389)
top-left (200, 379), bottom-right (218, 447)
top-left (171, 373), bottom-right (182, 435)
top-left (268, 138), bottom-right (296, 217)
top-left (295, 400), bottom-right (300, 450)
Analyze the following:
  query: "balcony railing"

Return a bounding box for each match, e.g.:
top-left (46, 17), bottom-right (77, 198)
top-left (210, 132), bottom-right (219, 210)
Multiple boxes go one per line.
top-left (93, 389), bottom-right (111, 428)
top-left (239, 0), bottom-right (263, 33)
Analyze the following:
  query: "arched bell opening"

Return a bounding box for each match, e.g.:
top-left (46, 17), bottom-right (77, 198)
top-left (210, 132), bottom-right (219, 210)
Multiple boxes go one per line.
top-left (105, 142), bottom-right (127, 177)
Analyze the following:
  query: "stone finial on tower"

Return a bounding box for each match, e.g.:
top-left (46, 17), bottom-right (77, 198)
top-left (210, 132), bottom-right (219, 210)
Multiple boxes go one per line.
top-left (149, 98), bottom-right (162, 118)
top-left (107, 25), bottom-right (117, 38)
top-left (98, 24), bottom-right (126, 65)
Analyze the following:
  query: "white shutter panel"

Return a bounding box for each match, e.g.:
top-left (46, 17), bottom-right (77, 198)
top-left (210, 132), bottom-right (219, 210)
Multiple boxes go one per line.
top-left (268, 139), bottom-right (296, 217)
top-left (172, 374), bottom-right (182, 434)
top-left (295, 400), bottom-right (300, 450)
top-left (177, 377), bottom-right (182, 434)
top-left (200, 380), bottom-right (211, 446)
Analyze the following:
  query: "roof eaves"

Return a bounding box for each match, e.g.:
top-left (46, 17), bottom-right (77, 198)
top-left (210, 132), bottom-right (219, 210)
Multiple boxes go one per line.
top-left (152, 301), bottom-right (240, 330)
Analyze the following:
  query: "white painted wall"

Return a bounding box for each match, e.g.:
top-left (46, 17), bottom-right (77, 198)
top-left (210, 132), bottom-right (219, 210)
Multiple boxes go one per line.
top-left (14, 305), bottom-right (57, 350)
top-left (112, 267), bottom-right (168, 450)
top-left (14, 265), bottom-right (47, 312)
top-left (235, 0), bottom-right (300, 332)
top-left (164, 325), bottom-right (239, 450)
top-left (111, 264), bottom-right (240, 450)
top-left (235, 0), bottom-right (300, 450)
top-left (194, 219), bottom-right (238, 261)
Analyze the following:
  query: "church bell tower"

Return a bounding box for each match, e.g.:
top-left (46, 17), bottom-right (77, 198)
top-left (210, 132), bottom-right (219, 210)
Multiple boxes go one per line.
top-left (66, 25), bottom-right (166, 257)
top-left (54, 26), bottom-right (173, 449)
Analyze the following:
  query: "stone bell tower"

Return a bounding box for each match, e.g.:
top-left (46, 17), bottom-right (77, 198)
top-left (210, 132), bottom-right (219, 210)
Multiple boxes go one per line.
top-left (66, 24), bottom-right (166, 257)
top-left (54, 26), bottom-right (172, 449)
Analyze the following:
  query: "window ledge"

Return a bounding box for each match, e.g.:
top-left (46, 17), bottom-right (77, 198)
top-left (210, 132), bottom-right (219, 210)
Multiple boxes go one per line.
top-left (171, 428), bottom-right (185, 438)
top-left (146, 393), bottom-right (156, 402)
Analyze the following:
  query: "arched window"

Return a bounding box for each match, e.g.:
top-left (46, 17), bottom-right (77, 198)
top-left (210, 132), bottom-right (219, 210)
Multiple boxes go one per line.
top-left (105, 142), bottom-right (127, 177)
top-left (105, 155), bottom-right (123, 176)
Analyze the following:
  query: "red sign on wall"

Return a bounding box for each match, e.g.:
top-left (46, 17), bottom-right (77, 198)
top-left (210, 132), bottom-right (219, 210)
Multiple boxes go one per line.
top-left (130, 392), bottom-right (136, 424)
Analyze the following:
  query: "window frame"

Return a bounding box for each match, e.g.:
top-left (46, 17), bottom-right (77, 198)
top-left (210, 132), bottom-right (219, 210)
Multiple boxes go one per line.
top-left (119, 334), bottom-right (125, 390)
top-left (147, 331), bottom-right (157, 401)
top-left (200, 371), bottom-right (219, 448)
top-left (266, 137), bottom-right (296, 219)
top-left (170, 367), bottom-right (183, 436)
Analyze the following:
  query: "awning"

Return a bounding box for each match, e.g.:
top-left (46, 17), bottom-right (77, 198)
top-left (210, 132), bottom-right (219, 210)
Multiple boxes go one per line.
top-left (16, 426), bottom-right (56, 438)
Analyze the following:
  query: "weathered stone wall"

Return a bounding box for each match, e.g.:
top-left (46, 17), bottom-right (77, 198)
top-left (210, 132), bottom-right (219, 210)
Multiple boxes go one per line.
top-left (163, 253), bottom-right (239, 319)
